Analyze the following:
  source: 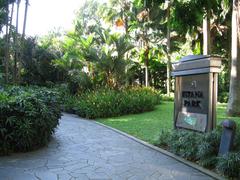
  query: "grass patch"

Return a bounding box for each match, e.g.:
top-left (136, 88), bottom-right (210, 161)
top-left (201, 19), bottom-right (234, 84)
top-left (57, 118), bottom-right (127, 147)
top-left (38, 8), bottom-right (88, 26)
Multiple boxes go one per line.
top-left (98, 101), bottom-right (240, 144)
top-left (98, 101), bottom-right (174, 144)
top-left (217, 103), bottom-right (240, 122)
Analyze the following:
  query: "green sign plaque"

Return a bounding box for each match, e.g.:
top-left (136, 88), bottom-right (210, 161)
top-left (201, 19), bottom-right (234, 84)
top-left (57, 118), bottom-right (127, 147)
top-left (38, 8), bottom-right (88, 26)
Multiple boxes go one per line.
top-left (177, 112), bottom-right (207, 132)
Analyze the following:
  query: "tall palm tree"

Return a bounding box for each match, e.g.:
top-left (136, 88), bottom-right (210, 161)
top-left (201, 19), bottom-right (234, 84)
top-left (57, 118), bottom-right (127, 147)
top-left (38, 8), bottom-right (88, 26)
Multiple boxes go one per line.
top-left (227, 0), bottom-right (240, 116)
top-left (135, 0), bottom-right (150, 87)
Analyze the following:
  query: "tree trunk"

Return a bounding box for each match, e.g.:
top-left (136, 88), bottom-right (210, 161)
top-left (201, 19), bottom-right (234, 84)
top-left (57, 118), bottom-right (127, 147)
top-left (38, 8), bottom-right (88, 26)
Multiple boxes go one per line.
top-left (203, 11), bottom-right (211, 55)
top-left (227, 0), bottom-right (240, 116)
top-left (9, 2), bottom-right (14, 36)
top-left (4, 0), bottom-right (10, 83)
top-left (166, 2), bottom-right (171, 96)
top-left (22, 0), bottom-right (28, 39)
top-left (145, 52), bottom-right (149, 87)
top-left (16, 0), bottom-right (20, 31)
top-left (18, 0), bottom-right (29, 81)
top-left (238, 0), bottom-right (240, 45)
top-left (124, 15), bottom-right (128, 35)
top-left (13, 0), bottom-right (21, 83)
top-left (143, 0), bottom-right (149, 87)
top-left (142, 33), bottom-right (150, 87)
top-left (5, 2), bottom-right (15, 84)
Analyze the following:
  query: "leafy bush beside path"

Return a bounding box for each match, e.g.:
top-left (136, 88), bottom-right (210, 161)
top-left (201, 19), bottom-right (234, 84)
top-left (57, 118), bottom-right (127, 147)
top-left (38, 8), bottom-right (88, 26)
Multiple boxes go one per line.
top-left (0, 86), bottom-right (61, 155)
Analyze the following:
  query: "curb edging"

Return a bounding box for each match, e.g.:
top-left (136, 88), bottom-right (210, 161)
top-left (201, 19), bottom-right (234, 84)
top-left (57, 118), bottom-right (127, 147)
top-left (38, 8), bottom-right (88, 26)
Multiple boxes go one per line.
top-left (95, 121), bottom-right (225, 180)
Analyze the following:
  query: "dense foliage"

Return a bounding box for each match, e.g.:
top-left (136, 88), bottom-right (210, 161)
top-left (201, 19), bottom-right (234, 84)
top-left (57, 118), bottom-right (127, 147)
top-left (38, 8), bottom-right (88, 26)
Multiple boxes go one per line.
top-left (157, 128), bottom-right (240, 178)
top-left (0, 86), bottom-right (61, 155)
top-left (0, 0), bottom-right (234, 99)
top-left (62, 87), bottom-right (160, 119)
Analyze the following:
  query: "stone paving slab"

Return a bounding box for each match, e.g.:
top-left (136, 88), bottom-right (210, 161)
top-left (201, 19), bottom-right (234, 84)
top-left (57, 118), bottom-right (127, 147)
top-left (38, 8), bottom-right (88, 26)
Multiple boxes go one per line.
top-left (0, 113), bottom-right (214, 180)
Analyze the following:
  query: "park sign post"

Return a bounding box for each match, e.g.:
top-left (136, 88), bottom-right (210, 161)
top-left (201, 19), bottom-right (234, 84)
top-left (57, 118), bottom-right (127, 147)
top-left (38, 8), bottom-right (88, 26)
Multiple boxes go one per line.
top-left (172, 55), bottom-right (221, 132)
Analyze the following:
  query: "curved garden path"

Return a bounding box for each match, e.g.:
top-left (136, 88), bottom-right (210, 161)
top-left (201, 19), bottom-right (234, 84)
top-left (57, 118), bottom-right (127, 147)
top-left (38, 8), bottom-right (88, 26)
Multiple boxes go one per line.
top-left (0, 113), bottom-right (214, 180)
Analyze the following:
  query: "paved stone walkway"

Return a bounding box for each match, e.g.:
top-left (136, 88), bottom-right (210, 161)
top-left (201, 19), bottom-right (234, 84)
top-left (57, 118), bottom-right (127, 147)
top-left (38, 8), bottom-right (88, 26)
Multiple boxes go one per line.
top-left (0, 113), bottom-right (213, 180)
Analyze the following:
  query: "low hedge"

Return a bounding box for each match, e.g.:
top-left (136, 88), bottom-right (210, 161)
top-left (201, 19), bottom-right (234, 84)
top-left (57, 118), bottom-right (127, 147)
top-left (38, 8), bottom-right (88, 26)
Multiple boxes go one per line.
top-left (156, 128), bottom-right (240, 178)
top-left (0, 86), bottom-right (61, 155)
top-left (64, 87), bottom-right (160, 119)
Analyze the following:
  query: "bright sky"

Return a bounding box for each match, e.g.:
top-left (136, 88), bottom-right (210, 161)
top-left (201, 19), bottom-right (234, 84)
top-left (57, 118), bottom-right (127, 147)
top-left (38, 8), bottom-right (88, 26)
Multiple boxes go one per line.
top-left (19, 0), bottom-right (86, 36)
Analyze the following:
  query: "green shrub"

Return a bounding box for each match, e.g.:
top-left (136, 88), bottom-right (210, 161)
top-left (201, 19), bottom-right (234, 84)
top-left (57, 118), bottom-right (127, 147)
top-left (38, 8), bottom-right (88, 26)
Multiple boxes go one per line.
top-left (156, 130), bottom-right (171, 148)
top-left (197, 129), bottom-right (221, 168)
top-left (216, 152), bottom-right (240, 178)
top-left (75, 87), bottom-right (160, 119)
top-left (167, 130), bottom-right (200, 161)
top-left (0, 86), bottom-right (61, 155)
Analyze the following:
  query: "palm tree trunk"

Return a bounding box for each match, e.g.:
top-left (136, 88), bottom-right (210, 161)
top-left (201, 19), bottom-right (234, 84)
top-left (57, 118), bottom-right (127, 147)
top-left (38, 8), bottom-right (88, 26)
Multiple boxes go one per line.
top-left (144, 45), bottom-right (149, 87)
top-left (123, 12), bottom-right (128, 35)
top-left (143, 0), bottom-right (149, 87)
top-left (18, 0), bottom-right (29, 80)
top-left (17, 0), bottom-right (29, 82)
top-left (166, 1), bottom-right (171, 96)
top-left (203, 11), bottom-right (211, 55)
top-left (13, 0), bottom-right (21, 83)
top-left (22, 0), bottom-right (28, 39)
top-left (5, 2), bottom-right (15, 84)
top-left (9, 2), bottom-right (14, 35)
top-left (4, 0), bottom-right (10, 83)
top-left (238, 1), bottom-right (240, 45)
top-left (227, 0), bottom-right (240, 116)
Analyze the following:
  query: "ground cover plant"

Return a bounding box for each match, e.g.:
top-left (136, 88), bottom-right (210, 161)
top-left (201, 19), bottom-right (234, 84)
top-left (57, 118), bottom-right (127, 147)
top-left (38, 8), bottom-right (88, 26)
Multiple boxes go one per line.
top-left (157, 128), bottom-right (240, 178)
top-left (0, 86), bottom-right (61, 155)
top-left (98, 101), bottom-right (240, 178)
top-left (62, 87), bottom-right (160, 119)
